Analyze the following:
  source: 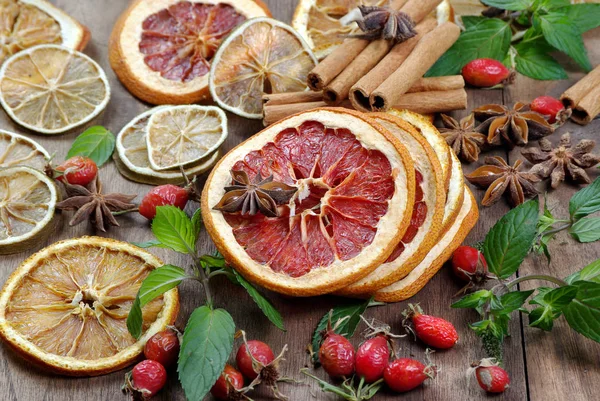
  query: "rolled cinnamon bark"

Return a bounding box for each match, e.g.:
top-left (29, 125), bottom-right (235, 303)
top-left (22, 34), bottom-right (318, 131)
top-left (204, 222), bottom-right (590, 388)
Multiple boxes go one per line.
top-left (407, 76), bottom-right (465, 93)
top-left (263, 91), bottom-right (323, 106)
top-left (370, 22), bottom-right (461, 112)
top-left (263, 100), bottom-right (353, 126)
top-left (391, 89), bottom-right (467, 114)
top-left (561, 64), bottom-right (600, 109)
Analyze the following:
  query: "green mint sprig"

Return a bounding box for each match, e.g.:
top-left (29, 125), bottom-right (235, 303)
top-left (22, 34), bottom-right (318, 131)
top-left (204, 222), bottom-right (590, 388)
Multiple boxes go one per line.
top-left (66, 126), bottom-right (115, 167)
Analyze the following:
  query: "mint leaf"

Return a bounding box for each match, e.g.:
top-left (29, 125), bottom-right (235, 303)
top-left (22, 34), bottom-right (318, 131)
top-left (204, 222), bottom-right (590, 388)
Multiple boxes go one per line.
top-left (127, 297), bottom-right (144, 340)
top-left (563, 281), bottom-right (600, 342)
top-left (569, 177), bottom-right (600, 220)
top-left (495, 290), bottom-right (535, 314)
top-left (536, 12), bottom-right (592, 71)
top-left (426, 19), bottom-right (511, 77)
top-left (179, 306), bottom-right (235, 401)
top-left (131, 239), bottom-right (169, 249)
top-left (192, 208), bottom-right (203, 237)
top-left (461, 16), bottom-right (486, 30)
top-left (482, 0), bottom-right (532, 10)
top-left (566, 259), bottom-right (600, 284)
top-left (484, 199), bottom-right (539, 280)
top-left (513, 43), bottom-right (568, 80)
top-left (231, 270), bottom-right (285, 331)
top-left (452, 290), bottom-right (493, 309)
top-left (560, 4), bottom-right (600, 33)
top-left (152, 206), bottom-right (196, 254)
top-left (569, 217), bottom-right (600, 243)
top-left (533, 0), bottom-right (570, 11)
top-left (199, 254), bottom-right (226, 269)
top-left (67, 126), bottom-right (115, 167)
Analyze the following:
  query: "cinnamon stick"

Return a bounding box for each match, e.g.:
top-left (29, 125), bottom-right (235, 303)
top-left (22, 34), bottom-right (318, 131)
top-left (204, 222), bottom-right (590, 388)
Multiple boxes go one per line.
top-left (391, 89), bottom-right (467, 114)
top-left (407, 76), bottom-right (465, 93)
top-left (306, 0), bottom-right (409, 91)
top-left (370, 22), bottom-right (461, 112)
top-left (262, 91), bottom-right (323, 106)
top-left (263, 100), bottom-right (353, 126)
top-left (561, 65), bottom-right (600, 125)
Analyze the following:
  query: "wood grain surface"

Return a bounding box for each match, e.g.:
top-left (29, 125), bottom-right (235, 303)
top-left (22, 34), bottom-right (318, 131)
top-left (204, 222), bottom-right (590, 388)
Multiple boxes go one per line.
top-left (0, 1), bottom-right (599, 401)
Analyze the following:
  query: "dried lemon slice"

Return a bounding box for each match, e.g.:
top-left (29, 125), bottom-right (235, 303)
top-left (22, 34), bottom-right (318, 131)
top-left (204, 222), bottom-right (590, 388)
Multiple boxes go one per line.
top-left (0, 236), bottom-right (179, 375)
top-left (209, 17), bottom-right (317, 119)
top-left (0, 129), bottom-right (50, 171)
top-left (115, 107), bottom-right (221, 185)
top-left (0, 166), bottom-right (57, 255)
top-left (146, 105), bottom-right (227, 171)
top-left (0, 44), bottom-right (110, 134)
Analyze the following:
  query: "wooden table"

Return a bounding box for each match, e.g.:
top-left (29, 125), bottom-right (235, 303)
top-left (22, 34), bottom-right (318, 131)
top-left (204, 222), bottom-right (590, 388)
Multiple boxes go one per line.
top-left (1, 1), bottom-right (599, 400)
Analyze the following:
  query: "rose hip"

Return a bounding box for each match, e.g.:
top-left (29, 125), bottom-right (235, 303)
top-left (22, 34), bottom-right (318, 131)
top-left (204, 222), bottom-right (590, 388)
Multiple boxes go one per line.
top-left (476, 365), bottom-right (510, 393)
top-left (452, 246), bottom-right (488, 282)
top-left (384, 358), bottom-right (436, 392)
top-left (531, 95), bottom-right (570, 124)
top-left (144, 328), bottom-right (180, 369)
top-left (56, 156), bottom-right (98, 186)
top-left (210, 364), bottom-right (244, 400)
top-left (236, 340), bottom-right (275, 380)
top-left (319, 332), bottom-right (355, 378)
top-left (139, 184), bottom-right (189, 220)
top-left (355, 335), bottom-right (389, 383)
top-left (403, 304), bottom-right (458, 349)
top-left (462, 58), bottom-right (512, 88)
top-left (131, 359), bottom-right (167, 397)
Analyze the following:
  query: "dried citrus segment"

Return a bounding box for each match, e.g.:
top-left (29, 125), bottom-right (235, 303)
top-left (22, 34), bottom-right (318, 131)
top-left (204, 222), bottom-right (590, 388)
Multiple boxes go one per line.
top-left (0, 0), bottom-right (89, 65)
top-left (202, 108), bottom-right (415, 296)
top-left (0, 44), bottom-right (110, 134)
top-left (146, 105), bottom-right (227, 171)
top-left (115, 107), bottom-right (220, 185)
top-left (0, 166), bottom-right (56, 255)
top-left (0, 129), bottom-right (49, 171)
top-left (209, 17), bottom-right (317, 119)
top-left (0, 237), bottom-right (179, 375)
top-left (109, 0), bottom-right (270, 105)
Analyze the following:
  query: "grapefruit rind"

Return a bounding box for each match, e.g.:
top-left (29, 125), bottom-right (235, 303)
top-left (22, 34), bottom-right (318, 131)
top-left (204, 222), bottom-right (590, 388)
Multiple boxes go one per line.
top-left (202, 108), bottom-right (415, 296)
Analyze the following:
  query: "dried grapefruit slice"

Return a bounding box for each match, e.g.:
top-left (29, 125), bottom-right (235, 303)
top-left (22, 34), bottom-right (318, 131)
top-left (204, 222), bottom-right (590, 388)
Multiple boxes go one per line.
top-left (0, 44), bottom-right (110, 134)
top-left (209, 17), bottom-right (317, 119)
top-left (0, 236), bottom-right (179, 375)
top-left (375, 186), bottom-right (478, 302)
top-left (0, 129), bottom-right (50, 171)
top-left (0, 166), bottom-right (57, 255)
top-left (202, 108), bottom-right (415, 296)
top-left (337, 113), bottom-right (446, 295)
top-left (0, 0), bottom-right (89, 65)
top-left (109, 0), bottom-right (270, 105)
top-left (115, 107), bottom-right (220, 185)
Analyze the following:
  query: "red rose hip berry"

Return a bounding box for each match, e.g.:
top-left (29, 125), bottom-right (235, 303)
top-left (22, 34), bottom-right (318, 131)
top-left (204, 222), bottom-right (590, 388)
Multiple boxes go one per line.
top-left (384, 358), bottom-right (436, 392)
top-left (210, 364), bottom-right (244, 400)
top-left (476, 365), bottom-right (510, 393)
top-left (355, 335), bottom-right (390, 383)
top-left (139, 184), bottom-right (189, 220)
top-left (452, 246), bottom-right (488, 282)
top-left (462, 58), bottom-right (512, 88)
top-left (236, 340), bottom-right (275, 380)
top-left (530, 95), bottom-right (570, 124)
top-left (131, 359), bottom-right (167, 397)
top-left (403, 304), bottom-right (458, 349)
top-left (144, 328), bottom-right (180, 369)
top-left (319, 332), bottom-right (355, 378)
top-left (56, 156), bottom-right (98, 186)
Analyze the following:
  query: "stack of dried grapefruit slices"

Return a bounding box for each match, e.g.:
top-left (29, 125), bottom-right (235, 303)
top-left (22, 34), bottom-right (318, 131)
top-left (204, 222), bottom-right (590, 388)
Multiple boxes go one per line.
top-left (202, 108), bottom-right (478, 301)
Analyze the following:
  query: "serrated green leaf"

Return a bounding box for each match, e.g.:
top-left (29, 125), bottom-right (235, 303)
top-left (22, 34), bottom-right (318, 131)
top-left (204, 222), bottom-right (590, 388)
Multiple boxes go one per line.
top-left (495, 290), bottom-right (535, 314)
top-left (199, 254), bottom-right (226, 269)
top-left (536, 12), bottom-right (592, 71)
top-left (426, 19), bottom-right (511, 77)
top-left (569, 177), bottom-right (600, 220)
top-left (528, 307), bottom-right (555, 331)
top-left (482, 0), bottom-right (532, 10)
top-left (66, 126), bottom-right (116, 167)
top-left (461, 16), bottom-right (487, 30)
top-left (566, 259), bottom-right (600, 284)
top-left (533, 0), bottom-right (570, 11)
top-left (569, 217), bottom-right (600, 243)
top-left (484, 200), bottom-right (539, 280)
top-left (563, 281), bottom-right (600, 342)
top-left (127, 296), bottom-right (143, 339)
top-left (192, 208), bottom-right (203, 237)
top-left (452, 290), bottom-right (492, 309)
top-left (559, 5), bottom-right (600, 33)
top-left (513, 43), bottom-right (568, 80)
top-left (152, 206), bottom-right (196, 254)
top-left (232, 270), bottom-right (285, 331)
top-left (179, 306), bottom-right (235, 401)
top-left (131, 239), bottom-right (170, 249)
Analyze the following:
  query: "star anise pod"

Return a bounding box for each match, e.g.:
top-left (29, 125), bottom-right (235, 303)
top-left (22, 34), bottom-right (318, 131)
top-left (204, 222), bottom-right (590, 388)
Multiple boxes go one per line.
top-left (213, 170), bottom-right (297, 217)
top-left (439, 114), bottom-right (488, 163)
top-left (465, 156), bottom-right (540, 207)
top-left (521, 133), bottom-right (600, 189)
top-left (352, 5), bottom-right (417, 43)
top-left (57, 176), bottom-right (136, 232)
top-left (474, 102), bottom-right (554, 149)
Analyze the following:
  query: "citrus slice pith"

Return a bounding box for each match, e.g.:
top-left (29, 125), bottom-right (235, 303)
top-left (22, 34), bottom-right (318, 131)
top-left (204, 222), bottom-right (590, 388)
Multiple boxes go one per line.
top-left (209, 17), bottom-right (318, 119)
top-left (0, 166), bottom-right (56, 255)
top-left (0, 44), bottom-right (110, 134)
top-left (0, 236), bottom-right (179, 376)
top-left (146, 105), bottom-right (227, 171)
top-left (0, 0), bottom-right (90, 65)
top-left (115, 107), bottom-right (220, 185)
top-left (0, 129), bottom-right (50, 171)
top-left (202, 108), bottom-right (415, 296)
top-left (109, 0), bottom-right (271, 105)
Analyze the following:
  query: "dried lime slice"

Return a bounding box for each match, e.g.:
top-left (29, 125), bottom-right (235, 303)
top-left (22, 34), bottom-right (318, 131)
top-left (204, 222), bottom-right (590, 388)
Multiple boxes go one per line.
top-left (0, 129), bottom-right (50, 170)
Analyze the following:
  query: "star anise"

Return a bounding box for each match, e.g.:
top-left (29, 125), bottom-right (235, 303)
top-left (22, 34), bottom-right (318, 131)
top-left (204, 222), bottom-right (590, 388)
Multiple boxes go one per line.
top-left (474, 102), bottom-right (554, 149)
top-left (351, 6), bottom-right (417, 43)
top-left (213, 170), bottom-right (297, 217)
top-left (521, 133), bottom-right (600, 189)
top-left (465, 156), bottom-right (540, 207)
top-left (439, 114), bottom-right (488, 163)
top-left (57, 176), bottom-right (137, 232)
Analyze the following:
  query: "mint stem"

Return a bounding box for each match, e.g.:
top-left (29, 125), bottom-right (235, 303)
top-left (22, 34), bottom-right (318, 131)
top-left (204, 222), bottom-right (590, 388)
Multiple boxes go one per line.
top-left (542, 222), bottom-right (572, 237)
top-left (506, 274), bottom-right (568, 289)
top-left (511, 30), bottom-right (526, 43)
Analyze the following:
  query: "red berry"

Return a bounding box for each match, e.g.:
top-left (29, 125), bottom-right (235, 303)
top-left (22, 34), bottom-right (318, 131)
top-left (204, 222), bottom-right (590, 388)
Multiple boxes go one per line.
top-left (476, 365), bottom-right (510, 393)
top-left (56, 156), bottom-right (98, 186)
top-left (210, 364), bottom-right (244, 400)
top-left (530, 96), bottom-right (566, 124)
top-left (236, 340), bottom-right (275, 380)
top-left (462, 58), bottom-right (511, 88)
top-left (132, 359), bottom-right (167, 397)
top-left (404, 304), bottom-right (458, 349)
top-left (384, 358), bottom-right (432, 392)
top-left (319, 332), bottom-right (355, 378)
top-left (355, 335), bottom-right (389, 383)
top-left (452, 246), bottom-right (488, 282)
top-left (139, 184), bottom-right (189, 220)
top-left (144, 328), bottom-right (180, 369)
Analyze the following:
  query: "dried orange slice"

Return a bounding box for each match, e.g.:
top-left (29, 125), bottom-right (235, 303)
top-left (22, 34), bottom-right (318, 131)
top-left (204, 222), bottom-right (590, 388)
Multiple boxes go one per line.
top-left (115, 107), bottom-right (220, 185)
top-left (0, 166), bottom-right (57, 255)
top-left (202, 108), bottom-right (415, 296)
top-left (0, 0), bottom-right (89, 65)
top-left (209, 17), bottom-right (317, 119)
top-left (0, 129), bottom-right (50, 171)
top-left (0, 236), bottom-right (179, 375)
top-left (109, 0), bottom-right (271, 105)
top-left (146, 105), bottom-right (227, 171)
top-left (0, 44), bottom-right (110, 134)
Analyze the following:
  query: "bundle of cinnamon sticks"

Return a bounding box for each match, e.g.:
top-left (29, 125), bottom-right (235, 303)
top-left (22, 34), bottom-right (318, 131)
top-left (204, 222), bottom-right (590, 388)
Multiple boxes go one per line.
top-left (562, 64), bottom-right (600, 125)
top-left (263, 0), bottom-right (467, 125)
